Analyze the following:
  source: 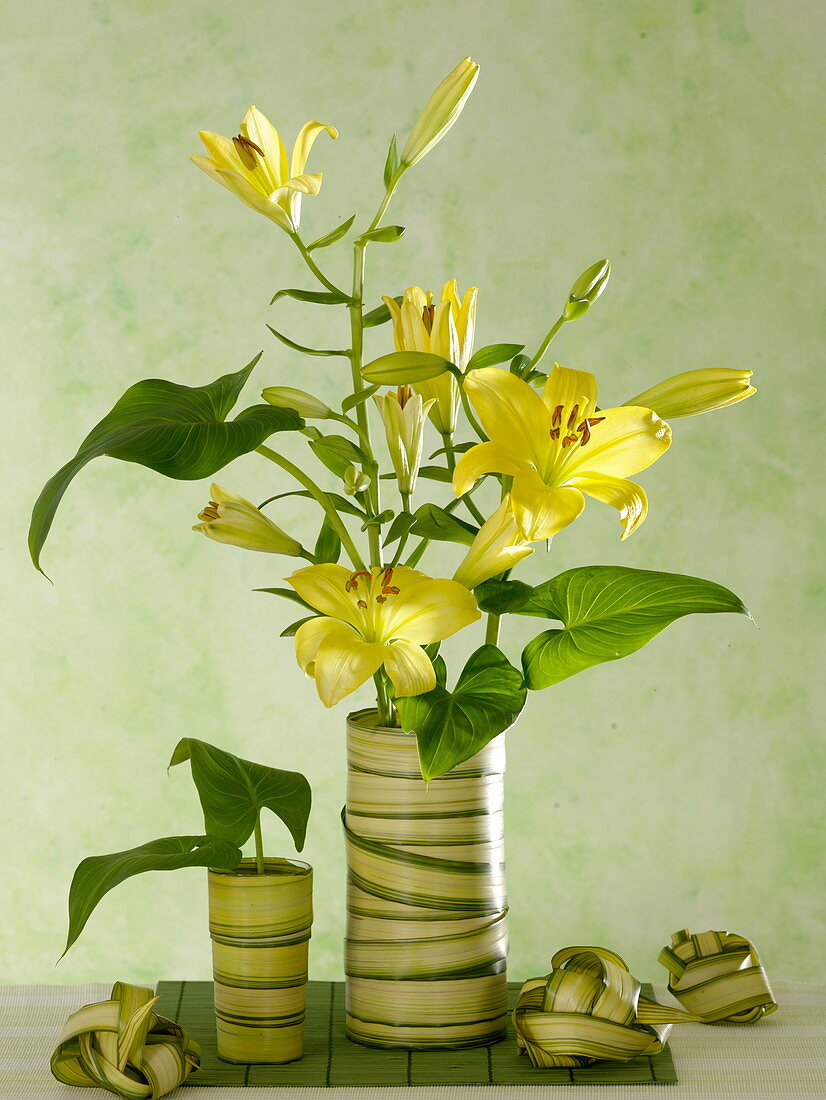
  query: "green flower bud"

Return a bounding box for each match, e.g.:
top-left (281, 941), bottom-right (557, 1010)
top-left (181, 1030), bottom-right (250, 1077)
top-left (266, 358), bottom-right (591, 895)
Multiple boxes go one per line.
top-left (262, 387), bottom-right (331, 418)
top-left (564, 259), bottom-right (611, 321)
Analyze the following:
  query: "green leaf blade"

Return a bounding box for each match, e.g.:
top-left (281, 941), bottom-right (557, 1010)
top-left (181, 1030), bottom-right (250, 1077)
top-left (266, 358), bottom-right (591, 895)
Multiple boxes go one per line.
top-left (64, 835), bottom-right (241, 956)
top-left (395, 645), bottom-right (526, 781)
top-left (519, 565), bottom-right (751, 690)
top-left (306, 214), bottom-right (356, 251)
top-left (466, 343), bottom-right (526, 371)
top-left (410, 503), bottom-right (478, 546)
top-left (29, 356), bottom-right (304, 575)
top-left (169, 738), bottom-right (312, 852)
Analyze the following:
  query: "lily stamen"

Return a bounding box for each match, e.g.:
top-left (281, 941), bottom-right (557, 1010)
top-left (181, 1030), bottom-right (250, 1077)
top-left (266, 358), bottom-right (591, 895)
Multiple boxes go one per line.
top-left (232, 133), bottom-right (265, 169)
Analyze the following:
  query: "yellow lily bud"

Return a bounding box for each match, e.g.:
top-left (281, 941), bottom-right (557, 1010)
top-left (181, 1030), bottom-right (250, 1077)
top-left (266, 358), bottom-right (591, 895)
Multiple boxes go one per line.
top-left (382, 281), bottom-right (477, 434)
top-left (625, 369), bottom-right (756, 419)
top-left (400, 58), bottom-right (480, 168)
top-left (193, 484), bottom-right (303, 555)
top-left (343, 464), bottom-right (371, 495)
top-left (453, 496), bottom-right (534, 590)
top-left (373, 387), bottom-right (435, 494)
top-left (262, 386), bottom-right (332, 418)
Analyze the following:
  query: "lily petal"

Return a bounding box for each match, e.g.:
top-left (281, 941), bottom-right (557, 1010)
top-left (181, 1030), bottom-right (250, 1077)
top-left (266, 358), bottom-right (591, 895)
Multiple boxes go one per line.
top-left (452, 440), bottom-right (526, 496)
top-left (287, 564), bottom-right (364, 630)
top-left (568, 472), bottom-right (649, 540)
top-left (560, 405), bottom-right (671, 480)
top-left (379, 577), bottom-right (480, 644)
top-left (291, 121), bottom-right (338, 176)
top-left (241, 106), bottom-right (289, 186)
top-left (384, 639), bottom-right (436, 697)
top-left (542, 363), bottom-right (598, 418)
top-left (197, 131), bottom-right (256, 181)
top-left (280, 172), bottom-right (324, 196)
top-left (205, 165), bottom-right (295, 231)
top-left (464, 368), bottom-right (553, 466)
top-left (382, 295), bottom-right (405, 352)
top-left (510, 467), bottom-right (585, 540)
top-left (294, 616), bottom-right (355, 673)
top-left (312, 632), bottom-right (386, 707)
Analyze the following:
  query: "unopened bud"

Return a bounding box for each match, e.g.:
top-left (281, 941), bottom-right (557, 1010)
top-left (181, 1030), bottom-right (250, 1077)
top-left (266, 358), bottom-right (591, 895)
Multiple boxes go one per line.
top-left (262, 387), bottom-right (331, 418)
top-left (400, 58), bottom-right (480, 168)
top-left (564, 259), bottom-right (611, 321)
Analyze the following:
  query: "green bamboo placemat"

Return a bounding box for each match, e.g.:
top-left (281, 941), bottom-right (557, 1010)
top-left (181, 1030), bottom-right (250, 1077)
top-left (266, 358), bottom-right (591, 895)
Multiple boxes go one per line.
top-left (156, 981), bottom-right (677, 1087)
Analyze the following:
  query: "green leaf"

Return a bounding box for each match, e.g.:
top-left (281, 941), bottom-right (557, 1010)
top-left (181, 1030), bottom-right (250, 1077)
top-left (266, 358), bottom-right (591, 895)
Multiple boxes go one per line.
top-left (509, 353), bottom-right (532, 377)
top-left (519, 565), bottom-right (751, 690)
top-left (415, 465), bottom-right (454, 483)
top-left (466, 343), bottom-right (526, 371)
top-left (382, 511), bottom-right (417, 547)
top-left (361, 509), bottom-right (394, 531)
top-left (63, 835), bottom-right (241, 956)
top-left (427, 440), bottom-right (476, 460)
top-left (395, 646), bottom-right (526, 781)
top-left (29, 355), bottom-right (302, 576)
top-left (270, 287), bottom-right (350, 306)
top-left (314, 517), bottom-right (342, 563)
top-left (169, 738), bottom-right (312, 850)
top-left (257, 488), bottom-right (365, 519)
top-left (355, 225), bottom-right (405, 244)
top-left (341, 384), bottom-right (380, 413)
top-left (254, 587), bottom-right (315, 610)
top-left (306, 214), bottom-right (356, 251)
top-left (410, 503), bottom-right (478, 546)
top-left (266, 323), bottom-right (349, 358)
top-left (474, 578), bottom-right (534, 614)
top-left (363, 296), bottom-right (402, 328)
top-left (309, 434), bottom-right (369, 478)
top-left (361, 351), bottom-right (451, 385)
top-left (280, 615), bottom-right (316, 638)
top-left (383, 133), bottom-right (400, 188)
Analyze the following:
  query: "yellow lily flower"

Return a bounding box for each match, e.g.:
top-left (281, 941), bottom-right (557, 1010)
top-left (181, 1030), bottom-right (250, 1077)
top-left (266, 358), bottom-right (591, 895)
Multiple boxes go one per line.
top-left (453, 495), bottom-right (533, 590)
top-left (382, 281), bottom-right (477, 434)
top-left (287, 564), bottom-right (480, 707)
top-left (191, 106), bottom-right (337, 233)
top-left (453, 366), bottom-right (672, 541)
top-left (372, 386), bottom-right (435, 494)
top-left (625, 368), bottom-right (756, 419)
top-left (193, 484), bottom-right (303, 555)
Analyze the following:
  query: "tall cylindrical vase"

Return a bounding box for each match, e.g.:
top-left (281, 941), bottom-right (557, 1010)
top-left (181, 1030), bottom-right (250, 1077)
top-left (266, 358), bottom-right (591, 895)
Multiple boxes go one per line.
top-left (343, 709), bottom-right (508, 1049)
top-left (208, 857), bottom-right (313, 1064)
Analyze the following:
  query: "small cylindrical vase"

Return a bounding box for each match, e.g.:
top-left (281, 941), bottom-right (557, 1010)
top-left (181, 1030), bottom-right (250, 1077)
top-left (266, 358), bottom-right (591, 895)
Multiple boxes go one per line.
top-left (208, 857), bottom-right (313, 1064)
top-left (343, 709), bottom-right (508, 1049)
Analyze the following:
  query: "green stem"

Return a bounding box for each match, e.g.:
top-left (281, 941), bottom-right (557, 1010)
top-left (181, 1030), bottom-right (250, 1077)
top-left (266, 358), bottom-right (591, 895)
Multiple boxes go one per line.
top-left (290, 233), bottom-right (349, 297)
top-left (527, 314), bottom-right (566, 371)
top-left (441, 431), bottom-right (486, 525)
top-left (253, 813), bottom-right (265, 875)
top-left (374, 673), bottom-right (395, 727)
top-left (256, 444), bottom-right (366, 570)
top-left (485, 613), bottom-right (501, 647)
top-left (458, 381), bottom-right (486, 441)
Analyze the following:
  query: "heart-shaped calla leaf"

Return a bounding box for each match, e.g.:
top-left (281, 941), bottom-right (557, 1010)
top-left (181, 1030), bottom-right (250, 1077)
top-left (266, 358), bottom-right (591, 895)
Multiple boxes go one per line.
top-left (395, 645), bottom-right (526, 781)
top-left (169, 738), bottom-right (312, 852)
top-left (518, 565), bottom-right (751, 690)
top-left (29, 355), bottom-right (303, 576)
top-left (63, 835), bottom-right (241, 957)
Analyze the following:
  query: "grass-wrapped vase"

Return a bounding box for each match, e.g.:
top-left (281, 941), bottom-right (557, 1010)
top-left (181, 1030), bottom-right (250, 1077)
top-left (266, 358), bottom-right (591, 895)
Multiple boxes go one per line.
top-left (208, 857), bottom-right (313, 1063)
top-left (343, 710), bottom-right (508, 1049)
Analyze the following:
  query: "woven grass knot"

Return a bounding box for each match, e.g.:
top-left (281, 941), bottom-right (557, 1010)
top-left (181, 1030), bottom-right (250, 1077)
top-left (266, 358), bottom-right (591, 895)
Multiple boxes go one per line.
top-left (513, 946), bottom-right (683, 1069)
top-left (50, 981), bottom-right (200, 1098)
top-left (658, 928), bottom-right (778, 1024)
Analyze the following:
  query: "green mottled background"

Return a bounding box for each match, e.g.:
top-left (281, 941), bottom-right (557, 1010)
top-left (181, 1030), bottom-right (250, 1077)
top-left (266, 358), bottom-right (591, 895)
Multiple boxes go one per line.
top-left (3, 0), bottom-right (823, 986)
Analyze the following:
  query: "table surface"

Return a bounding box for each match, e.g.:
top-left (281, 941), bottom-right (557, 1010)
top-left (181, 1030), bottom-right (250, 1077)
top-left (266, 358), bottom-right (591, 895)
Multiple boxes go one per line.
top-left (2, 981), bottom-right (825, 1100)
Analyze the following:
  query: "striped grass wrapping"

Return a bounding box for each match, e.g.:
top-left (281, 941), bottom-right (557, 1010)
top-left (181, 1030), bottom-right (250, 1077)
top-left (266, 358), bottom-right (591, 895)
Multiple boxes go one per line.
top-left (513, 946), bottom-right (688, 1070)
top-left (208, 857), bottom-right (313, 1064)
top-left (658, 929), bottom-right (778, 1023)
top-left (343, 709), bottom-right (508, 1050)
top-left (50, 981), bottom-right (200, 1099)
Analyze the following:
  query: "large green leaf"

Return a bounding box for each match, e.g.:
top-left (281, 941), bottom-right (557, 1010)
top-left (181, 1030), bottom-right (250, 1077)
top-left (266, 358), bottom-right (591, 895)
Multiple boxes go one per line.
top-left (410, 503), bottom-right (478, 546)
top-left (169, 738), bottom-right (312, 851)
top-left (474, 578), bottom-right (534, 614)
top-left (519, 565), bottom-right (750, 690)
top-left (395, 645), bottom-right (527, 781)
top-left (29, 355), bottom-right (303, 575)
top-left (63, 835), bottom-right (241, 956)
